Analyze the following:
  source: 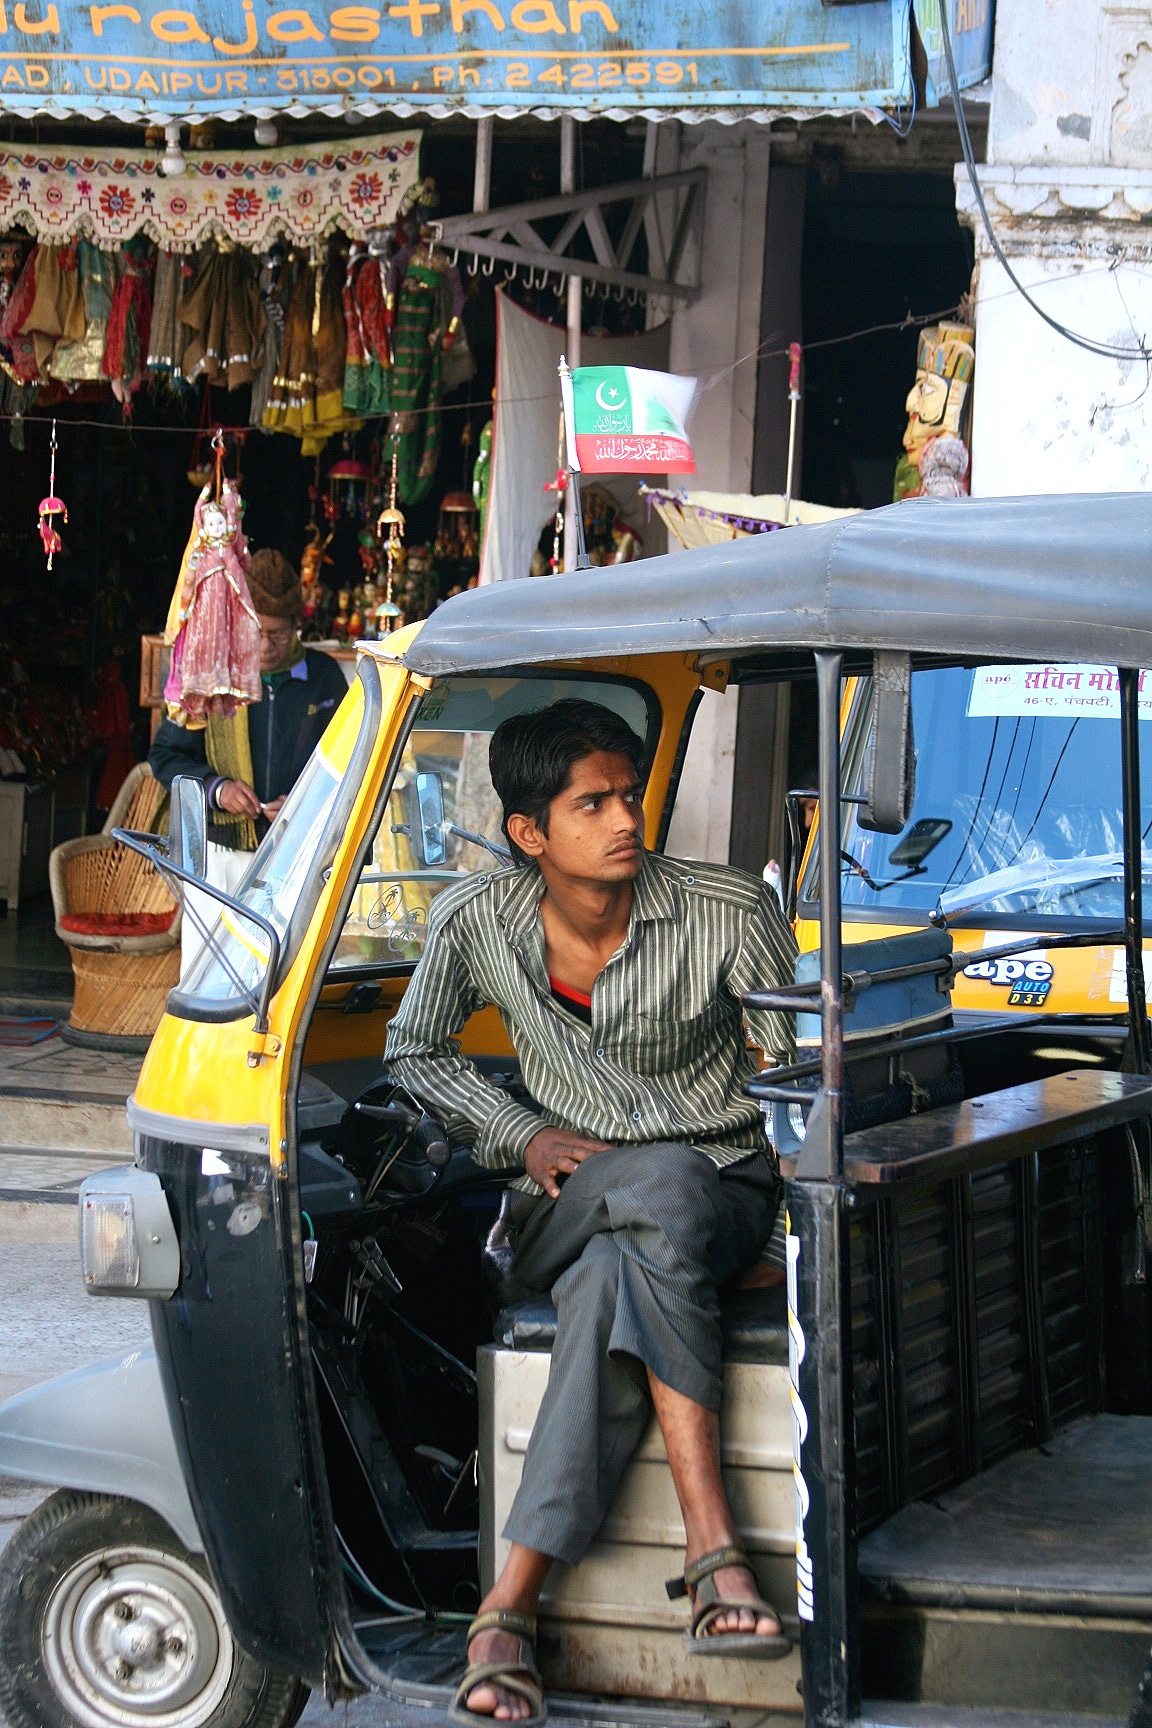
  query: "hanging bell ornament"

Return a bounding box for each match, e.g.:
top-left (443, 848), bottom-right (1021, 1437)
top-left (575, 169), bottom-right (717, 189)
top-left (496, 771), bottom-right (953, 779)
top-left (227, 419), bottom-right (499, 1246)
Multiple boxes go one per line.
top-left (38, 421), bottom-right (67, 571)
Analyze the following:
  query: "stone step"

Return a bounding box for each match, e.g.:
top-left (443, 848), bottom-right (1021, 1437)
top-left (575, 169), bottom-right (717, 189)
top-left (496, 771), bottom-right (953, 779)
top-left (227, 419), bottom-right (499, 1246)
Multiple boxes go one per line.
top-left (0, 1093), bottom-right (131, 1156)
top-left (0, 1145), bottom-right (119, 1245)
top-left (0, 1035), bottom-right (139, 1157)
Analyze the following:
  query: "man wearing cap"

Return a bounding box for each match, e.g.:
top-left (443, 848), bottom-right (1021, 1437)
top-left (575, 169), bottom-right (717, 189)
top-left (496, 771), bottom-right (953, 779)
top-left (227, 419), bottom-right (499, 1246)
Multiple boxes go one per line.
top-left (149, 548), bottom-right (349, 970)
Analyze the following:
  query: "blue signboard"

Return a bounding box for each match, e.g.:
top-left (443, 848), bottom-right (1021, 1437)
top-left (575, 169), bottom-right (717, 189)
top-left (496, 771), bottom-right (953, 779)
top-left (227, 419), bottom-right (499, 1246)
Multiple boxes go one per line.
top-left (917, 0), bottom-right (994, 100)
top-left (0, 0), bottom-right (929, 116)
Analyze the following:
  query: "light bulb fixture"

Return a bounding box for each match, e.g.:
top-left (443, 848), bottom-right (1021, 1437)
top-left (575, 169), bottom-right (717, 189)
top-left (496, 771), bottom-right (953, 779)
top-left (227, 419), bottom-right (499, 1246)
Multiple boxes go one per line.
top-left (253, 118), bottom-right (278, 147)
top-left (160, 121), bottom-right (186, 177)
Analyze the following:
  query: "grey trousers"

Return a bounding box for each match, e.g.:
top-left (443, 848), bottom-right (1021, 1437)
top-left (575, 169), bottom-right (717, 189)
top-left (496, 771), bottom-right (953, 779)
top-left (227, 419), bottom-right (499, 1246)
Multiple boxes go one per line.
top-left (501, 1142), bottom-right (780, 1566)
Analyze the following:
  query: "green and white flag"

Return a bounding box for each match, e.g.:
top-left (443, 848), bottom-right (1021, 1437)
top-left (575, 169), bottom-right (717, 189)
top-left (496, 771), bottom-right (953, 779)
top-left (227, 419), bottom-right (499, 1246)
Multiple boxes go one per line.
top-left (560, 359), bottom-right (697, 474)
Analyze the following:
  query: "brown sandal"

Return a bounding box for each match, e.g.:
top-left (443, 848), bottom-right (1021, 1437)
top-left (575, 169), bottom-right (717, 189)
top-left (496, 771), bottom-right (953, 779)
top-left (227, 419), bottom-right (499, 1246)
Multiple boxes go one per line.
top-left (667, 1544), bottom-right (792, 1659)
top-left (450, 1607), bottom-right (548, 1726)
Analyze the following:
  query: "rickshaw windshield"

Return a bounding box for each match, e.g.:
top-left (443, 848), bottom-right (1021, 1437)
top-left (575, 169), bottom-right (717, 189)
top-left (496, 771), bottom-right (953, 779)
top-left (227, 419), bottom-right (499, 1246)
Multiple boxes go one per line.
top-left (330, 671), bottom-right (658, 973)
top-left (799, 663), bottom-right (1152, 931)
top-left (176, 665), bottom-right (378, 1018)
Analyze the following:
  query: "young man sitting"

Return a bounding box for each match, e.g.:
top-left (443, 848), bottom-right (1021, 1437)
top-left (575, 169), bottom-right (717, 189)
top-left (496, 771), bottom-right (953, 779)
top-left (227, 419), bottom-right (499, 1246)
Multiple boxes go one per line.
top-left (385, 698), bottom-right (798, 1725)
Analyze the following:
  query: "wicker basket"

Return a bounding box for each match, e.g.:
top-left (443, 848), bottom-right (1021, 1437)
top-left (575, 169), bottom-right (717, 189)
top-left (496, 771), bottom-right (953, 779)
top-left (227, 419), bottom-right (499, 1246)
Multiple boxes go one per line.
top-left (67, 945), bottom-right (181, 1038)
top-left (49, 764), bottom-right (182, 1044)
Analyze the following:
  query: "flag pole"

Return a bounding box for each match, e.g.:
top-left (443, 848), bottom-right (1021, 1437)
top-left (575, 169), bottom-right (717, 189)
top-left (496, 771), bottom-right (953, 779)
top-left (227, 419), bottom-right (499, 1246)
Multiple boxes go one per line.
top-left (783, 341), bottom-right (802, 526)
top-left (559, 355), bottom-right (591, 570)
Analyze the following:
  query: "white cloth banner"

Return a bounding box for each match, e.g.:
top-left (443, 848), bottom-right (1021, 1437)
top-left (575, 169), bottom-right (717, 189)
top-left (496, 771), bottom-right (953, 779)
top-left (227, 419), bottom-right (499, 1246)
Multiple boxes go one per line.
top-left (481, 291), bottom-right (670, 585)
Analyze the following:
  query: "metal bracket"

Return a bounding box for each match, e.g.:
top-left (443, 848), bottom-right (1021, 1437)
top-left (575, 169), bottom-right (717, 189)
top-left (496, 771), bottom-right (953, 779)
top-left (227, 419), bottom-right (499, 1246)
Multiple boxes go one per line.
top-left (247, 1031), bottom-right (283, 1067)
top-left (437, 168), bottom-right (706, 304)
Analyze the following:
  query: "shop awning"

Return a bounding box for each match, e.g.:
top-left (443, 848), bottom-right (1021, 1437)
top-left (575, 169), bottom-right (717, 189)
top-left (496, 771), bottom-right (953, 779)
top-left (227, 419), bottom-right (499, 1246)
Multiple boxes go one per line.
top-left (0, 0), bottom-right (990, 125)
top-left (641, 486), bottom-right (858, 549)
top-left (0, 130), bottom-right (421, 248)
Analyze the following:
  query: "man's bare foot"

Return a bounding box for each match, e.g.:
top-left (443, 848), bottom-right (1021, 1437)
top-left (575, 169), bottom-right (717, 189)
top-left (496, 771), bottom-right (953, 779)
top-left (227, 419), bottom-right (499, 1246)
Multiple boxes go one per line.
top-left (694, 1560), bottom-right (782, 1638)
top-left (462, 1625), bottom-right (536, 1721)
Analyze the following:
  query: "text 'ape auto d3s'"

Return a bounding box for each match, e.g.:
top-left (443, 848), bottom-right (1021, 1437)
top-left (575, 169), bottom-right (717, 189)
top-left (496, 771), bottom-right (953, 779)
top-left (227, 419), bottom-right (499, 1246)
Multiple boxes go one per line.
top-left (4, 491), bottom-right (1152, 1728)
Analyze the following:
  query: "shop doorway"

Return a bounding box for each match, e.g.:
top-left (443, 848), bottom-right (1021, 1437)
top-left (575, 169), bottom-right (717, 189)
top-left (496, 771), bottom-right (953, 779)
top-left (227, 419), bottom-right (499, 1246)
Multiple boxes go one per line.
top-left (732, 162), bottom-right (974, 883)
top-left (800, 166), bottom-right (975, 510)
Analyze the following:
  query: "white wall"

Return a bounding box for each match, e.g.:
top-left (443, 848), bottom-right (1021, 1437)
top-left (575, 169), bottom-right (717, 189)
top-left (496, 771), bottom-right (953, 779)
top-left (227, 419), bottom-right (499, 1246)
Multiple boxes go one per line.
top-left (967, 240), bottom-right (1152, 496)
top-left (988, 0), bottom-right (1152, 171)
top-left (959, 0), bottom-right (1152, 498)
top-left (658, 120), bottom-right (770, 863)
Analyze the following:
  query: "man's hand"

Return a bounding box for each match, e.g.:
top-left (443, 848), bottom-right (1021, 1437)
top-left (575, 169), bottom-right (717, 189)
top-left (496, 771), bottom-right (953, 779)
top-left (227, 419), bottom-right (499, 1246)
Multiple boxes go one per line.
top-left (524, 1127), bottom-right (611, 1199)
top-left (216, 779), bottom-right (262, 818)
top-left (261, 795), bottom-right (286, 820)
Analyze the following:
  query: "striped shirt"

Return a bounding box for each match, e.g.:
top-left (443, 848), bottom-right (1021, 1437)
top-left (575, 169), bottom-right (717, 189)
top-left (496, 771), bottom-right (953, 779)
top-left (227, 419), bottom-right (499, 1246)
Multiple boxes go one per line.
top-left (385, 852), bottom-right (798, 1193)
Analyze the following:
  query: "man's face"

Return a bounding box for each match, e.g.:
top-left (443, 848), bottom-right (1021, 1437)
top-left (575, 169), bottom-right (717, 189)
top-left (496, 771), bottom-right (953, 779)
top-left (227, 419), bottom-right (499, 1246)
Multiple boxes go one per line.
top-left (509, 750), bottom-right (645, 884)
top-left (256, 613), bottom-right (298, 674)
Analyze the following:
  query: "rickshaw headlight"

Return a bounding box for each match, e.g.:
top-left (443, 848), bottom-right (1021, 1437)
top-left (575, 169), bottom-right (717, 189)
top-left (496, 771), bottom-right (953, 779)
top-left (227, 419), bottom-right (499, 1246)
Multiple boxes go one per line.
top-left (81, 1195), bottom-right (139, 1289)
top-left (79, 1167), bottom-right (180, 1299)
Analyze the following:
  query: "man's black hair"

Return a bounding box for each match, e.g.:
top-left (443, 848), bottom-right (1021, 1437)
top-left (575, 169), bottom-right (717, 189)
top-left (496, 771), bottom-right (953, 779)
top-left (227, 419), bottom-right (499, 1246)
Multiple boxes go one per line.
top-left (489, 698), bottom-right (645, 867)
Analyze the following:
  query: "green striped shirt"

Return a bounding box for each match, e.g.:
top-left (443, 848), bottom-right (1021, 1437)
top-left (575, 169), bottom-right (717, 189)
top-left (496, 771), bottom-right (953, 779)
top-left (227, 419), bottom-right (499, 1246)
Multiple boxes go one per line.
top-left (385, 852), bottom-right (798, 1192)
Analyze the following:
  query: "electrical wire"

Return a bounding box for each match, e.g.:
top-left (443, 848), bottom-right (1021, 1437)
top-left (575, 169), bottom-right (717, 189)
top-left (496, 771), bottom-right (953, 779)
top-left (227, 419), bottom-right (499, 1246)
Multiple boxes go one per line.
top-left (336, 1530), bottom-right (472, 1624)
top-left (877, 0), bottom-right (917, 139)
top-left (940, 0), bottom-right (1151, 365)
top-left (0, 305), bottom-right (968, 443)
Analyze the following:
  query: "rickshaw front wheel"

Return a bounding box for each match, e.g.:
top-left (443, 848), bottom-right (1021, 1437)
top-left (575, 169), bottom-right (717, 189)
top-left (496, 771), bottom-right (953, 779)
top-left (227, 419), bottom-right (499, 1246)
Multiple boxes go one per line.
top-left (0, 1490), bottom-right (310, 1728)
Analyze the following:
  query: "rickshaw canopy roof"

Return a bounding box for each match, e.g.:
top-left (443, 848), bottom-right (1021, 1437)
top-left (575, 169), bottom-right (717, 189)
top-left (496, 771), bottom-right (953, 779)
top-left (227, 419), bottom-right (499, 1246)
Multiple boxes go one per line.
top-left (401, 492), bottom-right (1152, 676)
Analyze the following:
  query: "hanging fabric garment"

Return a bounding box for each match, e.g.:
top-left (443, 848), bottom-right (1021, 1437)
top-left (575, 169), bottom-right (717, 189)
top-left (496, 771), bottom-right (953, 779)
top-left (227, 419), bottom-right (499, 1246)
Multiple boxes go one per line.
top-left (262, 247), bottom-right (359, 457)
top-left (23, 244), bottom-right (86, 376)
top-left (50, 243), bottom-right (115, 383)
top-left (179, 244), bottom-right (266, 393)
top-left (163, 478), bottom-right (261, 727)
top-left (102, 236), bottom-right (155, 406)
top-left (249, 246), bottom-right (286, 427)
top-left (147, 247), bottom-right (195, 382)
top-left (342, 244), bottom-right (392, 418)
top-left (0, 244), bottom-right (40, 383)
top-left (389, 249), bottom-right (451, 506)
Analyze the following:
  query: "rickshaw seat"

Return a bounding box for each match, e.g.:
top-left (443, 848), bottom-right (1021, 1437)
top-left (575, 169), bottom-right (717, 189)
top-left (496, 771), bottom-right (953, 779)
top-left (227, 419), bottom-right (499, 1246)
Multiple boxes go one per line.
top-left (493, 1283), bottom-right (788, 1364)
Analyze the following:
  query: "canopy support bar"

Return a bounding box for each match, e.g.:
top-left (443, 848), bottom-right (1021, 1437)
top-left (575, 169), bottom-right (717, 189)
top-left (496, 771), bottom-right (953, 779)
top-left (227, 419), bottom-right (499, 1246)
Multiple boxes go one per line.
top-left (1120, 667), bottom-right (1152, 1074)
top-left (807, 649), bottom-right (845, 1179)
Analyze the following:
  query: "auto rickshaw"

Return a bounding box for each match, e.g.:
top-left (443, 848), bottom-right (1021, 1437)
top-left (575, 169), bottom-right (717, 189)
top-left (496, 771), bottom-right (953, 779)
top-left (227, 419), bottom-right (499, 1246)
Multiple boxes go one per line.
top-left (3, 490), bottom-right (1152, 1728)
top-left (791, 658), bottom-right (1152, 1020)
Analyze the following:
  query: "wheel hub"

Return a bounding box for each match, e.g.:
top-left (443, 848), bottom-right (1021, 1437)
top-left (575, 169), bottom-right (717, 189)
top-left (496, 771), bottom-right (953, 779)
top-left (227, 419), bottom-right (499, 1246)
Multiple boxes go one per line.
top-left (42, 1544), bottom-right (234, 1728)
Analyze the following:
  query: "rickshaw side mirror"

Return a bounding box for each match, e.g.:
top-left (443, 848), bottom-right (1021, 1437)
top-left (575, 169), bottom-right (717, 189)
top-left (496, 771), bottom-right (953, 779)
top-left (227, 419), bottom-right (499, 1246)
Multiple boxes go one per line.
top-left (169, 775), bottom-right (208, 880)
top-left (415, 771), bottom-right (448, 867)
top-left (859, 650), bottom-right (916, 835)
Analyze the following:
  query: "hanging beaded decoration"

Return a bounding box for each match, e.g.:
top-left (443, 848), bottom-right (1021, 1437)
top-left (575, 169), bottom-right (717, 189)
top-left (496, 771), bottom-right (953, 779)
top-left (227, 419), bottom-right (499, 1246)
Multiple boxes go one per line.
top-left (38, 420), bottom-right (67, 571)
top-left (374, 438), bottom-right (405, 632)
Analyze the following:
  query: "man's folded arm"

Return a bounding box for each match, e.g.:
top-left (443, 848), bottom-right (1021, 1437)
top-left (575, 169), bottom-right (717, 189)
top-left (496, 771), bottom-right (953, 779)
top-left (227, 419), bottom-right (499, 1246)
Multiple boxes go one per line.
top-left (384, 917), bottom-right (542, 1169)
top-left (729, 881), bottom-right (800, 1067)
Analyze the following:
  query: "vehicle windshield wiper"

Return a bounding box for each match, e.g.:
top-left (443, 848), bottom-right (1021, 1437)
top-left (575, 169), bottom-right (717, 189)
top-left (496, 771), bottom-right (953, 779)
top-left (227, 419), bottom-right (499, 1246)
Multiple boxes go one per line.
top-left (937, 850), bottom-right (1152, 919)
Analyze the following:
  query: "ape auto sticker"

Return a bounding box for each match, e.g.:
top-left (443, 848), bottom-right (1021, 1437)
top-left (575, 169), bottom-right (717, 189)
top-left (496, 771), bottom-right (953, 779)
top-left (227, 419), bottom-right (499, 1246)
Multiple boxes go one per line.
top-left (963, 952), bottom-right (1054, 1009)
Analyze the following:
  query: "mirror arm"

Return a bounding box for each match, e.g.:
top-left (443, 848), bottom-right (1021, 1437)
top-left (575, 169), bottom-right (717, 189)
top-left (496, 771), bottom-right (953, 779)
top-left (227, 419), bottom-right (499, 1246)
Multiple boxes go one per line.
top-left (111, 827), bottom-right (282, 1035)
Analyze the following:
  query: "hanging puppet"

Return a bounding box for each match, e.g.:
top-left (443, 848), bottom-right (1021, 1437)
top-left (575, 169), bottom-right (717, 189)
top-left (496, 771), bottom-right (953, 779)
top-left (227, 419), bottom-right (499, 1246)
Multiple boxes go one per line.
top-left (37, 419), bottom-right (66, 571)
top-left (163, 435), bottom-right (260, 728)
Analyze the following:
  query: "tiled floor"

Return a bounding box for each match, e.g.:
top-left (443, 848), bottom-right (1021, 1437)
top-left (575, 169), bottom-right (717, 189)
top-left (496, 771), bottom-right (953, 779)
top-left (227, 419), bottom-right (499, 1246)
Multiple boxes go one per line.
top-left (0, 891), bottom-right (72, 1007)
top-left (0, 1035), bottom-right (141, 1103)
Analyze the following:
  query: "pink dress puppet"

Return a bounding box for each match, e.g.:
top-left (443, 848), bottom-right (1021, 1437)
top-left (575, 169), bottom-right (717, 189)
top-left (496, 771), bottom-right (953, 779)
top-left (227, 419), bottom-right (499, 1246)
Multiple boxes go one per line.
top-left (164, 480), bottom-right (261, 726)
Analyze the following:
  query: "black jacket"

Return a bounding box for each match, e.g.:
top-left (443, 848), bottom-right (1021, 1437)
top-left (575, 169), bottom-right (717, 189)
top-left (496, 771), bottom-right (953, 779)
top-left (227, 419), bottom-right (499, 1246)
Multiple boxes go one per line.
top-left (149, 649), bottom-right (349, 846)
